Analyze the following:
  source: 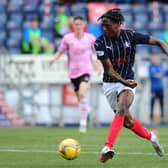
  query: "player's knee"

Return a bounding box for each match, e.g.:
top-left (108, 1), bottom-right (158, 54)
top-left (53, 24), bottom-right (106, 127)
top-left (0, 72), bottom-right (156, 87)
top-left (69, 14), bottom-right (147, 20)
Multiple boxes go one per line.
top-left (124, 119), bottom-right (133, 128)
top-left (124, 122), bottom-right (131, 128)
top-left (117, 105), bottom-right (127, 116)
top-left (78, 92), bottom-right (86, 100)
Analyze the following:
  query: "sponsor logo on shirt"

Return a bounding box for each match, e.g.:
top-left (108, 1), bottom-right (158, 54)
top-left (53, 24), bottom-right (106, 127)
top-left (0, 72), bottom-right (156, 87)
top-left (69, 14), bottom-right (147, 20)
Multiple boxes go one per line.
top-left (125, 41), bottom-right (130, 48)
top-left (112, 56), bottom-right (129, 66)
top-left (96, 51), bottom-right (104, 56)
top-left (106, 46), bottom-right (113, 50)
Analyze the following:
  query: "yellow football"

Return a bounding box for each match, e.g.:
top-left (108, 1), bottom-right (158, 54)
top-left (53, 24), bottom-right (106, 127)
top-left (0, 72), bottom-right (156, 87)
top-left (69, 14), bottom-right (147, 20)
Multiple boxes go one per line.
top-left (58, 138), bottom-right (81, 160)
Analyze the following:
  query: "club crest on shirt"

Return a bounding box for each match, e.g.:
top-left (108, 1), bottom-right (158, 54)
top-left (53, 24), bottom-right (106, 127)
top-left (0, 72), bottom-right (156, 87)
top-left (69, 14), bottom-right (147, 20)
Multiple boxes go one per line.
top-left (96, 51), bottom-right (104, 56)
top-left (125, 41), bottom-right (130, 48)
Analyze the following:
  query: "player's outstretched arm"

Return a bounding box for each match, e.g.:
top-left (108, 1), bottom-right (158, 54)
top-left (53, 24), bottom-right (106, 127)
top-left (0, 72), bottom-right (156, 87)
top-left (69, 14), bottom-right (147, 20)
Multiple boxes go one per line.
top-left (49, 50), bottom-right (64, 65)
top-left (101, 58), bottom-right (137, 88)
top-left (149, 36), bottom-right (168, 56)
top-left (95, 59), bottom-right (103, 76)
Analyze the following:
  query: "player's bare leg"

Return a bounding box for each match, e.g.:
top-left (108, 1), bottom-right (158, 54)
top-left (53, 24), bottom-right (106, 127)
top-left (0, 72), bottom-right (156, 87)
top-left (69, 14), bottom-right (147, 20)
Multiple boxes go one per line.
top-left (99, 90), bottom-right (133, 163)
top-left (124, 112), bottom-right (165, 156)
top-left (76, 82), bottom-right (89, 133)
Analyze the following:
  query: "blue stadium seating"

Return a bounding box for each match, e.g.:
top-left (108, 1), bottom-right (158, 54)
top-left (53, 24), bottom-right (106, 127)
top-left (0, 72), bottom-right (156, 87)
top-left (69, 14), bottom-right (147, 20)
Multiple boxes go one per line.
top-left (88, 23), bottom-right (102, 38)
top-left (0, 1), bottom-right (167, 55)
top-left (7, 47), bottom-right (22, 54)
top-left (6, 37), bottom-right (21, 47)
top-left (7, 20), bottom-right (22, 30)
top-left (0, 23), bottom-right (6, 30)
top-left (9, 28), bottom-right (22, 37)
top-left (7, 3), bottom-right (23, 13)
top-left (70, 3), bottom-right (88, 19)
top-left (118, 4), bottom-right (134, 28)
top-left (136, 45), bottom-right (150, 58)
top-left (23, 1), bottom-right (39, 19)
top-left (0, 30), bottom-right (6, 47)
top-left (0, 12), bottom-right (7, 26)
top-left (147, 3), bottom-right (164, 29)
top-left (0, 0), bottom-right (8, 13)
top-left (9, 13), bottom-right (23, 23)
top-left (40, 21), bottom-right (54, 30)
top-left (162, 4), bottom-right (168, 24)
top-left (42, 29), bottom-right (55, 42)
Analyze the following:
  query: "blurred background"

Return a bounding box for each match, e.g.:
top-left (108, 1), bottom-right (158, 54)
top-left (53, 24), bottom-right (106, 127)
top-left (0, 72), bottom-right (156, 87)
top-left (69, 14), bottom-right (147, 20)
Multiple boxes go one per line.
top-left (0, 0), bottom-right (168, 127)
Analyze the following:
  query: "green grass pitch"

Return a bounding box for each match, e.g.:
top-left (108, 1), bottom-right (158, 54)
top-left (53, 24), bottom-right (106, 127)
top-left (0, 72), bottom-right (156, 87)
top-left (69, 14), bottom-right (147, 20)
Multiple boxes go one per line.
top-left (0, 126), bottom-right (167, 168)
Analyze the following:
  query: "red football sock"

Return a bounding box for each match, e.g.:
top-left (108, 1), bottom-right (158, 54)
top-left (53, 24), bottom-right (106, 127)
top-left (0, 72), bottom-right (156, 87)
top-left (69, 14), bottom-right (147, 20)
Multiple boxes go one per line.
top-left (130, 118), bottom-right (151, 140)
top-left (105, 115), bottom-right (124, 148)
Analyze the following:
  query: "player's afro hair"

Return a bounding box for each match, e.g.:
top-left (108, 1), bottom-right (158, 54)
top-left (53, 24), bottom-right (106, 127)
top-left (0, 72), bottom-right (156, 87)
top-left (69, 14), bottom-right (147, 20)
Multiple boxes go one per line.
top-left (98, 8), bottom-right (125, 23)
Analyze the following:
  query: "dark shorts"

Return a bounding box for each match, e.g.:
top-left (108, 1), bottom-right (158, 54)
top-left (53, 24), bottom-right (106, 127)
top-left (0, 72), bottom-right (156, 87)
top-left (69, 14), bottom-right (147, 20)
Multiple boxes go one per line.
top-left (70, 74), bottom-right (90, 92)
top-left (151, 89), bottom-right (164, 99)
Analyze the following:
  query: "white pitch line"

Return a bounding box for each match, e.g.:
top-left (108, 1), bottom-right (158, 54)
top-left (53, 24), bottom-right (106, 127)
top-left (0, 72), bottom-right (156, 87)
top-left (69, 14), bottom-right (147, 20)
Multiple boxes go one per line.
top-left (0, 149), bottom-right (56, 153)
top-left (0, 149), bottom-right (167, 156)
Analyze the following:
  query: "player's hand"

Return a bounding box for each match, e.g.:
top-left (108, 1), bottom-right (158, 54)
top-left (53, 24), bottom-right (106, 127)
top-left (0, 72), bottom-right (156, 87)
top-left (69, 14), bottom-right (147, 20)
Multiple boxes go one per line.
top-left (49, 57), bottom-right (56, 65)
top-left (125, 80), bottom-right (137, 88)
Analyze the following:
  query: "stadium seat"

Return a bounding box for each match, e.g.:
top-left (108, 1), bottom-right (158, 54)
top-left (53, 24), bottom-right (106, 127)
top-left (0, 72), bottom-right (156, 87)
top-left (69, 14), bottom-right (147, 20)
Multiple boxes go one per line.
top-left (132, 4), bottom-right (148, 13)
top-left (0, 114), bottom-right (6, 120)
top-left (147, 3), bottom-right (164, 29)
top-left (6, 47), bottom-right (22, 55)
top-left (133, 13), bottom-right (149, 29)
top-left (150, 29), bottom-right (163, 39)
top-left (0, 40), bottom-right (5, 47)
top-left (136, 45), bottom-right (150, 58)
top-left (0, 6), bottom-right (6, 13)
top-left (22, 20), bottom-right (30, 29)
top-left (134, 24), bottom-right (149, 34)
top-left (8, 29), bottom-right (22, 40)
top-left (118, 4), bottom-right (132, 13)
top-left (0, 12), bottom-right (7, 25)
top-left (6, 112), bottom-right (19, 119)
top-left (0, 0), bottom-right (7, 13)
top-left (23, 1), bottom-right (40, 20)
top-left (118, 4), bottom-right (133, 28)
top-left (7, 20), bottom-right (22, 30)
top-left (7, 3), bottom-right (23, 13)
top-left (149, 46), bottom-right (163, 54)
top-left (123, 12), bottom-right (134, 29)
top-left (70, 3), bottom-right (88, 19)
top-left (54, 4), bottom-right (71, 17)
top-left (42, 29), bottom-right (55, 42)
top-left (0, 120), bottom-right (11, 126)
top-left (0, 0), bottom-right (8, 5)
top-left (87, 23), bottom-right (102, 38)
top-left (11, 118), bottom-right (24, 126)
top-left (0, 1), bottom-right (166, 56)
top-left (39, 2), bottom-right (55, 15)
top-left (10, 0), bottom-right (24, 5)
top-left (9, 13), bottom-right (23, 24)
top-left (0, 30), bottom-right (6, 39)
top-left (54, 38), bottom-right (62, 50)
top-left (133, 5), bottom-right (149, 29)
top-left (0, 30), bottom-right (6, 47)
top-left (148, 29), bottom-right (163, 54)
top-left (24, 13), bottom-right (39, 21)
top-left (40, 20), bottom-right (54, 30)
top-left (0, 23), bottom-right (6, 30)
top-left (162, 4), bottom-right (168, 23)
top-left (6, 37), bottom-right (21, 54)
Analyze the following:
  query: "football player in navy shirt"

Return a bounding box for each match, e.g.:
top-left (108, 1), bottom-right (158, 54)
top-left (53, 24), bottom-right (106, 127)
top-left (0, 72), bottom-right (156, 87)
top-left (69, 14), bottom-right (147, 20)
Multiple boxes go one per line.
top-left (94, 9), bottom-right (168, 163)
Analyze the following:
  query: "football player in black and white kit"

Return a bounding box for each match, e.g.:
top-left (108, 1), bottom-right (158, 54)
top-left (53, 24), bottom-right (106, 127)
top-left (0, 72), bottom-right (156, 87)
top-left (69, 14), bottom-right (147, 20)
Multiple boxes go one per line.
top-left (94, 9), bottom-right (168, 163)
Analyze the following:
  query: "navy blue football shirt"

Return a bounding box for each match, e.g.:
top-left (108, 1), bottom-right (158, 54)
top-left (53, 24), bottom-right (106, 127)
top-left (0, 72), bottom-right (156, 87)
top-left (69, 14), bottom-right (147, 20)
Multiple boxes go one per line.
top-left (94, 29), bottom-right (150, 82)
